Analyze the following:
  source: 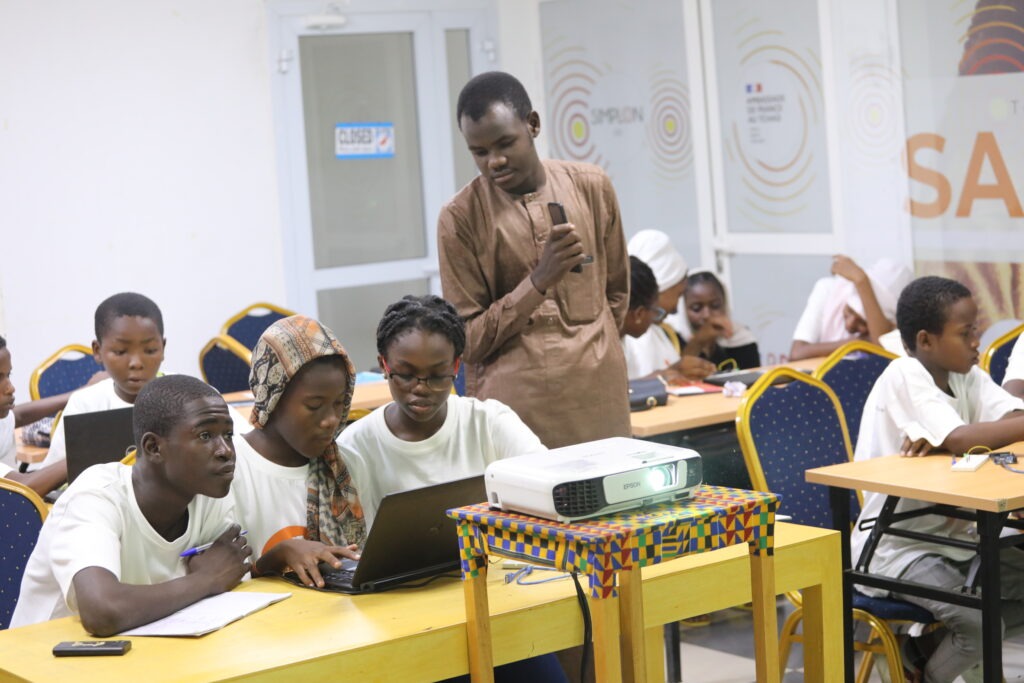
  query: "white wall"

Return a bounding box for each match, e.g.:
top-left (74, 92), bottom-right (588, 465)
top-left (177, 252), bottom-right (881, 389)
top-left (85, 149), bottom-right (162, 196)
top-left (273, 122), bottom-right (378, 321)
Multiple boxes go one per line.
top-left (0, 0), bottom-right (286, 398)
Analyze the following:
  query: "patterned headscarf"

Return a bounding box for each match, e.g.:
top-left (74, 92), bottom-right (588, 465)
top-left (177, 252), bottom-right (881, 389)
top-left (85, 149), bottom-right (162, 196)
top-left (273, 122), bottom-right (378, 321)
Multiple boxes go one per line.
top-left (249, 315), bottom-right (365, 548)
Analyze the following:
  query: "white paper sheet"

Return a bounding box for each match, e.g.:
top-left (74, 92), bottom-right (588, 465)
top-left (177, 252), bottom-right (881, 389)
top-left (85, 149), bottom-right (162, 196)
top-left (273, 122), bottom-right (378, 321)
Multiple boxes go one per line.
top-left (118, 592), bottom-right (291, 637)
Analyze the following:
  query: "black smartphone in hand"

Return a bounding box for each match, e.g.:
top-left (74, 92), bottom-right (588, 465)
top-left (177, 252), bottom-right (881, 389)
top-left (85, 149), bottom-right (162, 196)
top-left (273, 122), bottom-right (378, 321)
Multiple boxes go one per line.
top-left (547, 202), bottom-right (592, 273)
top-left (53, 640), bottom-right (132, 657)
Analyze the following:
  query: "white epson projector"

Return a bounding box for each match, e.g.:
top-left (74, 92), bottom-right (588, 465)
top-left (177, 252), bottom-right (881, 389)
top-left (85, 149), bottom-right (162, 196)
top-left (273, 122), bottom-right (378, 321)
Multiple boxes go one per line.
top-left (485, 437), bottom-right (702, 522)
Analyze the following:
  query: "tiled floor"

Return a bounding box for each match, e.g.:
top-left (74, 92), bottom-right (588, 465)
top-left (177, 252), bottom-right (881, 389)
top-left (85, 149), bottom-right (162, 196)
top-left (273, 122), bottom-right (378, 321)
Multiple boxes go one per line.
top-left (674, 603), bottom-right (1024, 682)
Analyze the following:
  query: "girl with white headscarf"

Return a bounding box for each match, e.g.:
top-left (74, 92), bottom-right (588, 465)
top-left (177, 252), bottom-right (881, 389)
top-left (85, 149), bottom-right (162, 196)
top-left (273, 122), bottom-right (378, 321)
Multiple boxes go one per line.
top-left (790, 255), bottom-right (914, 361)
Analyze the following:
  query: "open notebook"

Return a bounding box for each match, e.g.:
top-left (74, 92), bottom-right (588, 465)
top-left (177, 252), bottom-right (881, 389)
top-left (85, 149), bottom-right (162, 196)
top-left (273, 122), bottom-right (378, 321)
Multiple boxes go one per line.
top-left (118, 592), bottom-right (290, 637)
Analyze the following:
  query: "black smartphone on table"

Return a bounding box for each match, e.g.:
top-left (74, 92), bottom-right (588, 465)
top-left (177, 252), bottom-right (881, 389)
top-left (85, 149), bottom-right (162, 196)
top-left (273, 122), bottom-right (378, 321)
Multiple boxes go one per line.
top-left (53, 640), bottom-right (132, 657)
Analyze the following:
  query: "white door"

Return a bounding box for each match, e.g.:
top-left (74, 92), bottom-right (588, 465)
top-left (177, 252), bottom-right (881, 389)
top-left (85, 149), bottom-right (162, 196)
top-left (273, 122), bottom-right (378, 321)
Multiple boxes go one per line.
top-left (269, 4), bottom-right (490, 369)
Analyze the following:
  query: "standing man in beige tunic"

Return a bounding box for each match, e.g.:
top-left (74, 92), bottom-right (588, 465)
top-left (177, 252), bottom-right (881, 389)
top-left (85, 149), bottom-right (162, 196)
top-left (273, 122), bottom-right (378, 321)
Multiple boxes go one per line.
top-left (438, 71), bottom-right (631, 449)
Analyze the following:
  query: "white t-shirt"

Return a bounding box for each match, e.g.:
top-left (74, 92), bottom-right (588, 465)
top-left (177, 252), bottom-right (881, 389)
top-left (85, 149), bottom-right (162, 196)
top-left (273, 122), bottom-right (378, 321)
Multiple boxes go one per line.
top-left (10, 462), bottom-right (237, 627)
top-left (31, 378), bottom-right (131, 470)
top-left (0, 411), bottom-right (15, 477)
top-left (33, 376), bottom-right (251, 471)
top-left (622, 326), bottom-right (681, 380)
top-left (1003, 335), bottom-right (1024, 386)
top-left (229, 435), bottom-right (308, 558)
top-left (338, 395), bottom-right (545, 530)
top-left (877, 329), bottom-right (906, 357)
top-left (850, 357), bottom-right (1024, 594)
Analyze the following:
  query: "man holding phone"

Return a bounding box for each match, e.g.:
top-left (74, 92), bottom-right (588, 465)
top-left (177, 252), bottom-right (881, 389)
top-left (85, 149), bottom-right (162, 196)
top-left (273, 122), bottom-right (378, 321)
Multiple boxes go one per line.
top-left (437, 71), bottom-right (631, 449)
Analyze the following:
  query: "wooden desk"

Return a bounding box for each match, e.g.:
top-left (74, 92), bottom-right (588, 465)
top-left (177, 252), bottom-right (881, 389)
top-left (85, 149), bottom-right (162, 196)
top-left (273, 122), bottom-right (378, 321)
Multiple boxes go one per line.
top-left (0, 523), bottom-right (841, 683)
top-left (15, 427), bottom-right (47, 465)
top-left (806, 448), bottom-right (1024, 683)
top-left (630, 357), bottom-right (826, 438)
top-left (450, 486), bottom-right (780, 683)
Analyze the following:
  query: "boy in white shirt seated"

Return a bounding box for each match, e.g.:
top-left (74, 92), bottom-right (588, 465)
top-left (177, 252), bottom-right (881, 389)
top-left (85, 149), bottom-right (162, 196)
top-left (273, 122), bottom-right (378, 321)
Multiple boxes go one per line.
top-left (0, 335), bottom-right (69, 496)
top-left (32, 292), bottom-right (166, 471)
top-left (339, 295), bottom-right (545, 530)
top-left (10, 375), bottom-right (251, 635)
top-left (851, 276), bottom-right (1024, 682)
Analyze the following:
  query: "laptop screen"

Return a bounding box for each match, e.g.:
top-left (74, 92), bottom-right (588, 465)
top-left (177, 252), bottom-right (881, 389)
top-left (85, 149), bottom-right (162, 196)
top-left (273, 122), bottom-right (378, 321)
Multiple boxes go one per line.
top-left (63, 407), bottom-right (135, 484)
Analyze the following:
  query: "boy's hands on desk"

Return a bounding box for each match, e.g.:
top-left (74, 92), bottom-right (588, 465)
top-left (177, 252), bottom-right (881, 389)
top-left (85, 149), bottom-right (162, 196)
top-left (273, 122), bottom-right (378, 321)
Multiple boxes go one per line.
top-left (256, 538), bottom-right (361, 588)
top-left (901, 436), bottom-right (935, 457)
top-left (186, 525), bottom-right (253, 592)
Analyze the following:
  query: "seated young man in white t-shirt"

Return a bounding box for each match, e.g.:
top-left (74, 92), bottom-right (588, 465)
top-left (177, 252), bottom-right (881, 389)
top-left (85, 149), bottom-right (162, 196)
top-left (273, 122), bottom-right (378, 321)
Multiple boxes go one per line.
top-left (0, 335), bottom-right (70, 496)
top-left (851, 276), bottom-right (1024, 682)
top-left (32, 292), bottom-right (166, 471)
top-left (10, 375), bottom-right (251, 635)
top-left (1002, 331), bottom-right (1024, 399)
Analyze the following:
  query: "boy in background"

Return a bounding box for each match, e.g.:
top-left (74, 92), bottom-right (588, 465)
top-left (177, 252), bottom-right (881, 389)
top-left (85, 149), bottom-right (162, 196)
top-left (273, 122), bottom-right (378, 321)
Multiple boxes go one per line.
top-left (0, 335), bottom-right (68, 496)
top-left (10, 375), bottom-right (250, 635)
top-left (851, 276), bottom-right (1024, 681)
top-left (32, 292), bottom-right (165, 470)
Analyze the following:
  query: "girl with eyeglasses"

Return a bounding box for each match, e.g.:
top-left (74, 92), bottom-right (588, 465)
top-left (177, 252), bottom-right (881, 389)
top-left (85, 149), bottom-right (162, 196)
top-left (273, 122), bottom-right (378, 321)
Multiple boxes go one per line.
top-left (622, 256), bottom-right (715, 382)
top-left (338, 295), bottom-right (568, 683)
top-left (338, 295), bottom-right (545, 531)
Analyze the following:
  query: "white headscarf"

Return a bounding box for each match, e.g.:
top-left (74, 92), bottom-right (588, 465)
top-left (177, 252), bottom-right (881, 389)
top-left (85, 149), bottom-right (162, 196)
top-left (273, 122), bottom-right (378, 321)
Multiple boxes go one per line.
top-left (846, 259), bottom-right (914, 323)
top-left (627, 230), bottom-right (688, 292)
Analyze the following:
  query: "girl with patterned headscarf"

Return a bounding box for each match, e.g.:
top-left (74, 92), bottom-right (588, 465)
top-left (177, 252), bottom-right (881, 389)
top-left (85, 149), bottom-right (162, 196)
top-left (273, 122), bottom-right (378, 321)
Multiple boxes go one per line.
top-left (230, 315), bottom-right (363, 588)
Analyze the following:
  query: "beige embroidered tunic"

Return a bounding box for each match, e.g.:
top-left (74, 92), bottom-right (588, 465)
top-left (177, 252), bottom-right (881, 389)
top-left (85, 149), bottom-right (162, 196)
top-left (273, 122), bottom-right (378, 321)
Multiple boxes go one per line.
top-left (438, 159), bottom-right (631, 448)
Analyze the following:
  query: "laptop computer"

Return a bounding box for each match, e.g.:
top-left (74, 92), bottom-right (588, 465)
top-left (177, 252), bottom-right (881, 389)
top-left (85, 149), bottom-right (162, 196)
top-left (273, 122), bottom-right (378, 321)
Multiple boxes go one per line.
top-left (703, 367), bottom-right (812, 387)
top-left (63, 407), bottom-right (136, 484)
top-left (283, 475), bottom-right (486, 594)
top-left (703, 369), bottom-right (766, 387)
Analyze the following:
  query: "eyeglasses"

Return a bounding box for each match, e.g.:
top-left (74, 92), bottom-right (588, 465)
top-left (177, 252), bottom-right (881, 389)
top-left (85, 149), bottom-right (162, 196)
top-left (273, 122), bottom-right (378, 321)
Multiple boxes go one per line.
top-left (647, 305), bottom-right (667, 324)
top-left (380, 358), bottom-right (460, 392)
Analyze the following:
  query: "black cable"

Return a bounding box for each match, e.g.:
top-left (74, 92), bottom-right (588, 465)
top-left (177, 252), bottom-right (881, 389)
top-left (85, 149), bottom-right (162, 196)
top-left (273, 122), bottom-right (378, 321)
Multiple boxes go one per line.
top-left (571, 571), bottom-right (592, 683)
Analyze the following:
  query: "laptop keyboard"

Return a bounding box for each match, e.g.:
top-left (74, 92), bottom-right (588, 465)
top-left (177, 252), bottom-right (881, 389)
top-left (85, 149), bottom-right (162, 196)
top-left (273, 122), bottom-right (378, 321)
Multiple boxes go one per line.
top-left (319, 565), bottom-right (356, 590)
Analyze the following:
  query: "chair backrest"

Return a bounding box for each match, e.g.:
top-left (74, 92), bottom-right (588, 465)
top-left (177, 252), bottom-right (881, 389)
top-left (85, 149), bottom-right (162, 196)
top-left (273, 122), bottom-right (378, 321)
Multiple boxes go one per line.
top-left (221, 302), bottom-right (296, 351)
top-left (198, 335), bottom-right (253, 394)
top-left (29, 344), bottom-right (105, 400)
top-left (736, 367), bottom-right (859, 530)
top-left (813, 341), bottom-right (896, 450)
top-left (0, 479), bottom-right (48, 629)
top-left (981, 322), bottom-right (1024, 386)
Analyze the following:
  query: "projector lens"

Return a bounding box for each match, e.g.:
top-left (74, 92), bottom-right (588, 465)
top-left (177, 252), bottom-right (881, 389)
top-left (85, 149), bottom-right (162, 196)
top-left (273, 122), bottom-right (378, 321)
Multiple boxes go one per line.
top-left (647, 465), bottom-right (674, 490)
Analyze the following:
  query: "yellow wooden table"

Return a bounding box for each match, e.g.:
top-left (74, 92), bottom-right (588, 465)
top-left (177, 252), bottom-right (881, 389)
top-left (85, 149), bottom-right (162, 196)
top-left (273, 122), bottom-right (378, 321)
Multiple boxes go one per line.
top-left (449, 485), bottom-right (781, 683)
top-left (0, 523), bottom-right (840, 683)
top-left (630, 357), bottom-right (826, 438)
top-left (15, 427), bottom-right (47, 464)
top-left (807, 448), bottom-right (1024, 683)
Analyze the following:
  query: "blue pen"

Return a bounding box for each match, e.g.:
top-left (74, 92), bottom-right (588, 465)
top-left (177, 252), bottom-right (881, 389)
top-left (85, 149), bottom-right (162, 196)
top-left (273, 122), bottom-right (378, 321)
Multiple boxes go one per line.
top-left (180, 530), bottom-right (247, 558)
